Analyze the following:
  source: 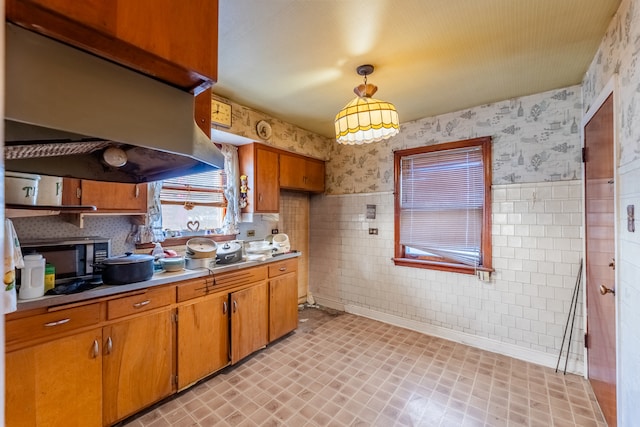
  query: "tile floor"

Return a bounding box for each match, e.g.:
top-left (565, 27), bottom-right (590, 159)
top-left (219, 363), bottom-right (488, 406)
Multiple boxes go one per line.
top-left (123, 306), bottom-right (605, 427)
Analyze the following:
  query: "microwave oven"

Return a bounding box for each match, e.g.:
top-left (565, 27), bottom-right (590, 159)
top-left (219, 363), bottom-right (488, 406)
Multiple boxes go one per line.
top-left (19, 237), bottom-right (111, 285)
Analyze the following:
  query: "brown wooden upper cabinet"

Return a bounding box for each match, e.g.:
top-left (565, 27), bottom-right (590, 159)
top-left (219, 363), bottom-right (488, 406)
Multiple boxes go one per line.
top-left (238, 143), bottom-right (326, 214)
top-left (238, 144), bottom-right (280, 214)
top-left (279, 152), bottom-right (325, 193)
top-left (6, 0), bottom-right (218, 93)
top-left (62, 179), bottom-right (148, 213)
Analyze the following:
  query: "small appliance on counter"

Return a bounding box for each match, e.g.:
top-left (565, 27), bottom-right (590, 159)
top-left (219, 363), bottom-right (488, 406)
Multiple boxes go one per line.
top-left (216, 241), bottom-right (243, 265)
top-left (19, 236), bottom-right (111, 295)
top-left (265, 233), bottom-right (291, 254)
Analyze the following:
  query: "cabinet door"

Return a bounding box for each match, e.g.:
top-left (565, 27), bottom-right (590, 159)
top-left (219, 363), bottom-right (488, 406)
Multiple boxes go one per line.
top-left (255, 148), bottom-right (280, 212)
top-left (279, 153), bottom-right (325, 193)
top-left (303, 158), bottom-right (326, 193)
top-left (103, 308), bottom-right (174, 425)
top-left (231, 282), bottom-right (269, 364)
top-left (7, 0), bottom-right (217, 92)
top-left (6, 329), bottom-right (103, 427)
top-left (177, 292), bottom-right (229, 389)
top-left (80, 180), bottom-right (147, 212)
top-left (269, 272), bottom-right (299, 342)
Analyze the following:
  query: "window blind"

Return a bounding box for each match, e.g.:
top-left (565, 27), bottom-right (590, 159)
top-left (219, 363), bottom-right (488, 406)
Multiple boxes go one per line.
top-left (160, 170), bottom-right (227, 207)
top-left (399, 145), bottom-right (484, 266)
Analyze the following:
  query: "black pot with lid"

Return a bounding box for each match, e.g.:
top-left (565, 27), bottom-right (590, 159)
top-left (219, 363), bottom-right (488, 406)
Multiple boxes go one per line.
top-left (98, 252), bottom-right (155, 285)
top-left (216, 241), bottom-right (243, 265)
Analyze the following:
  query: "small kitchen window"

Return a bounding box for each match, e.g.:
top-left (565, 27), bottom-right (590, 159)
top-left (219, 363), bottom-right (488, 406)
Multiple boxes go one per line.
top-left (393, 136), bottom-right (492, 275)
top-left (160, 170), bottom-right (227, 233)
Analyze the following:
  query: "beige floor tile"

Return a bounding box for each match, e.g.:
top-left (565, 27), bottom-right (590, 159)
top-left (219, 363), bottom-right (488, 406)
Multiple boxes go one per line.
top-left (123, 306), bottom-right (606, 427)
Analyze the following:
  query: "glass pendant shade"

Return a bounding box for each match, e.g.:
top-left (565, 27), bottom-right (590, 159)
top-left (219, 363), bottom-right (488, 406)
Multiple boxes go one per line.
top-left (335, 66), bottom-right (399, 145)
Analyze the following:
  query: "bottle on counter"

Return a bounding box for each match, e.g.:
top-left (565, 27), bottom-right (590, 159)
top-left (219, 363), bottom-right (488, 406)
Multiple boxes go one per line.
top-left (19, 254), bottom-right (46, 300)
top-left (44, 264), bottom-right (55, 292)
top-left (151, 242), bottom-right (165, 272)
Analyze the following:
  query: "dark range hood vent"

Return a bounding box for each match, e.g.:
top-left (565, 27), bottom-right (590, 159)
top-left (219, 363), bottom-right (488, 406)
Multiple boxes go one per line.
top-left (5, 23), bottom-right (224, 183)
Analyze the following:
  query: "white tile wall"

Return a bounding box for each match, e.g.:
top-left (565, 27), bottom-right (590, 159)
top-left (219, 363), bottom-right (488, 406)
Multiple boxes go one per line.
top-left (309, 180), bottom-right (585, 371)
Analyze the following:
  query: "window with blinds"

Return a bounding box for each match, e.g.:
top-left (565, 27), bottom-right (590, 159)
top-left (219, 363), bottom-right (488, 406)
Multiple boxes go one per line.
top-left (160, 170), bottom-right (227, 207)
top-left (393, 137), bottom-right (492, 274)
top-left (160, 170), bottom-right (227, 232)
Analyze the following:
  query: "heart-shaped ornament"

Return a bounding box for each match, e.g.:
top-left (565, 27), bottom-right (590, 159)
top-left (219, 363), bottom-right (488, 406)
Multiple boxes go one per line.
top-left (187, 220), bottom-right (200, 231)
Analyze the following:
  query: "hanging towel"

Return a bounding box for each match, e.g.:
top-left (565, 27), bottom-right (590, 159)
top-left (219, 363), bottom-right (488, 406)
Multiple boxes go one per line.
top-left (4, 219), bottom-right (24, 314)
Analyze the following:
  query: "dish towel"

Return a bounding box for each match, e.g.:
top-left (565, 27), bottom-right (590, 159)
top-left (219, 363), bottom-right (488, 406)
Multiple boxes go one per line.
top-left (4, 219), bottom-right (24, 314)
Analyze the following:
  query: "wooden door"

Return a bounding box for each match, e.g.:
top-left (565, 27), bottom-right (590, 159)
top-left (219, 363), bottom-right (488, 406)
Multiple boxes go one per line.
top-left (177, 292), bottom-right (230, 389)
top-left (584, 93), bottom-right (616, 426)
top-left (6, 329), bottom-right (103, 427)
top-left (269, 272), bottom-right (299, 342)
top-left (230, 282), bottom-right (268, 363)
top-left (103, 308), bottom-right (174, 425)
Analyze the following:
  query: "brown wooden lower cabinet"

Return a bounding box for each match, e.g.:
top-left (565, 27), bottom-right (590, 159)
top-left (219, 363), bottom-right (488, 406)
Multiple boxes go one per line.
top-left (177, 291), bottom-right (230, 389)
top-left (268, 258), bottom-right (299, 342)
top-left (6, 328), bottom-right (103, 427)
top-left (5, 258), bottom-right (299, 426)
top-left (231, 281), bottom-right (269, 364)
top-left (102, 307), bottom-right (175, 426)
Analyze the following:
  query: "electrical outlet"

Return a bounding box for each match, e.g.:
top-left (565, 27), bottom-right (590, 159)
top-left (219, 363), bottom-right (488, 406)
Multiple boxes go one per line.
top-left (247, 229), bottom-right (255, 237)
top-left (368, 228), bottom-right (378, 235)
top-left (271, 228), bottom-right (279, 234)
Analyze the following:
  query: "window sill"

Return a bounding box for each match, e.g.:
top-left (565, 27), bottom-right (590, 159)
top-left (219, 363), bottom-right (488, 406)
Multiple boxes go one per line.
top-left (392, 258), bottom-right (493, 275)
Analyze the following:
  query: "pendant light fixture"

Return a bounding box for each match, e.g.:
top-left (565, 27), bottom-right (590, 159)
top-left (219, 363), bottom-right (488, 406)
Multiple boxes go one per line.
top-left (334, 64), bottom-right (399, 145)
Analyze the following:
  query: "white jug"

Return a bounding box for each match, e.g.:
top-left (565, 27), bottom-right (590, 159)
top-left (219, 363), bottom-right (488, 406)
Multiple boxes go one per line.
top-left (19, 254), bottom-right (46, 300)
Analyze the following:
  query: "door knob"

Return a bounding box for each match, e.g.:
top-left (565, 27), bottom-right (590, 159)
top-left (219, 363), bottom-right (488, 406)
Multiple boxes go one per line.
top-left (599, 284), bottom-right (615, 296)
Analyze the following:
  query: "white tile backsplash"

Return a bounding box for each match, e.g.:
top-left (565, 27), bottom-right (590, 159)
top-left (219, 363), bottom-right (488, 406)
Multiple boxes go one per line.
top-left (309, 180), bottom-right (585, 370)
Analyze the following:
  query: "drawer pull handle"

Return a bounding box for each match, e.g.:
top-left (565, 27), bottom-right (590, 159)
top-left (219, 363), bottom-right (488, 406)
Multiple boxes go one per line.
top-left (133, 300), bottom-right (151, 308)
top-left (106, 336), bottom-right (113, 355)
top-left (44, 318), bottom-right (70, 327)
top-left (91, 340), bottom-right (99, 359)
top-left (223, 301), bottom-right (228, 314)
top-left (279, 267), bottom-right (287, 271)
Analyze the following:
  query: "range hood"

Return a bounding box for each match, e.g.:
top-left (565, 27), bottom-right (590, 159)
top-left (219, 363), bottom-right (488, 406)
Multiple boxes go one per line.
top-left (4, 23), bottom-right (224, 183)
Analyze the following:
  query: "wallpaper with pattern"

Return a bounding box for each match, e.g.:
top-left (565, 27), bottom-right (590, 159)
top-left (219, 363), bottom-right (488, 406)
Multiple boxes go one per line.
top-left (583, 0), bottom-right (640, 166)
top-left (211, 95), bottom-right (332, 161)
top-left (325, 85), bottom-right (583, 195)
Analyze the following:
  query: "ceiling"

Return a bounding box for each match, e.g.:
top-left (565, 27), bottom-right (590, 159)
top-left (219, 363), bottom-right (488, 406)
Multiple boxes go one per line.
top-left (214, 0), bottom-right (620, 139)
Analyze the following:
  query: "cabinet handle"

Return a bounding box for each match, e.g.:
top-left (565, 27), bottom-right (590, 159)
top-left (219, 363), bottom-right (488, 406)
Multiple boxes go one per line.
top-left (133, 299), bottom-right (151, 308)
top-left (91, 340), bottom-right (99, 359)
top-left (279, 267), bottom-right (287, 272)
top-left (223, 301), bottom-right (228, 314)
top-left (44, 318), bottom-right (70, 327)
top-left (106, 336), bottom-right (113, 355)
top-left (135, 185), bottom-right (140, 198)
top-left (232, 300), bottom-right (237, 313)
top-left (259, 194), bottom-right (263, 202)
top-left (76, 187), bottom-right (82, 199)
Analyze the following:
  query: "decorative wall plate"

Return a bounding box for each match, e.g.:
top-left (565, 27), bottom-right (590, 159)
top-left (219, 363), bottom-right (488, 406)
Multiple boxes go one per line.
top-left (256, 120), bottom-right (272, 140)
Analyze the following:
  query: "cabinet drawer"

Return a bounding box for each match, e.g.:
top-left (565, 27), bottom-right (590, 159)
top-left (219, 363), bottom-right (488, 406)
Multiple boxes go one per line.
top-left (6, 303), bottom-right (101, 346)
top-left (107, 286), bottom-right (174, 320)
top-left (177, 267), bottom-right (268, 302)
top-left (268, 258), bottom-right (298, 278)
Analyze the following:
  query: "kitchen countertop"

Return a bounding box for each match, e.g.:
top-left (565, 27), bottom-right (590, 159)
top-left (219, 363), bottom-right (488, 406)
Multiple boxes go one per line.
top-left (14, 252), bottom-right (301, 313)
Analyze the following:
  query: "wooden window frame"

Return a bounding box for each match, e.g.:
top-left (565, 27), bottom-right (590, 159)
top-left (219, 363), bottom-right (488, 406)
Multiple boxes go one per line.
top-left (393, 136), bottom-right (492, 275)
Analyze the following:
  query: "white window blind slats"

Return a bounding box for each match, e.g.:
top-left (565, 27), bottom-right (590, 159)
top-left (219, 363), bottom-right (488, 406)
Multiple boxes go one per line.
top-left (160, 170), bottom-right (227, 206)
top-left (399, 145), bottom-right (484, 267)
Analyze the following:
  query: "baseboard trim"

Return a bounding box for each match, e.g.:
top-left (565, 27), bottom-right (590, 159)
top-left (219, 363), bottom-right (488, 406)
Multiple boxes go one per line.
top-left (335, 303), bottom-right (584, 375)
